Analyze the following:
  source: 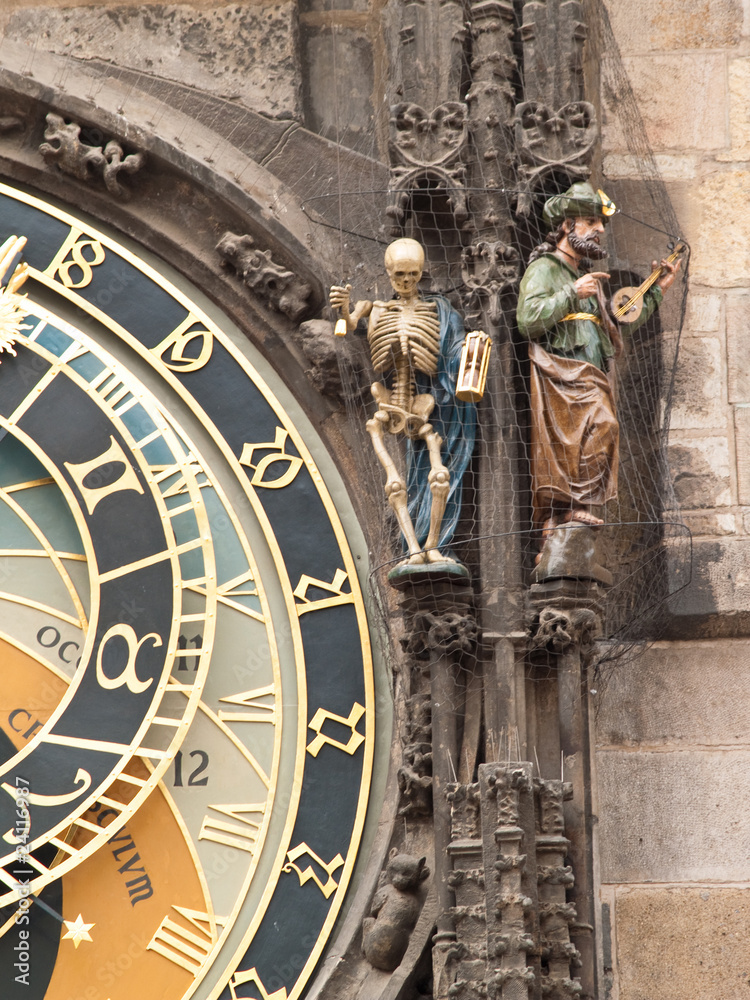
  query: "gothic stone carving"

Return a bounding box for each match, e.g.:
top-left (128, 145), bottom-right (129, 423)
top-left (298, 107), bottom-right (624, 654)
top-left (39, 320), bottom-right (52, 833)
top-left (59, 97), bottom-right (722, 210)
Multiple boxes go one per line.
top-left (529, 607), bottom-right (597, 656)
top-left (404, 610), bottom-right (479, 659)
top-left (216, 232), bottom-right (313, 323)
top-left (483, 765), bottom-right (536, 1000)
top-left (534, 779), bottom-right (582, 1000)
top-left (39, 114), bottom-right (145, 201)
top-left (514, 101), bottom-right (597, 216)
top-left (386, 102), bottom-right (470, 232)
top-left (461, 240), bottom-right (520, 327)
top-left (362, 849), bottom-right (430, 971)
top-left (398, 692), bottom-right (433, 818)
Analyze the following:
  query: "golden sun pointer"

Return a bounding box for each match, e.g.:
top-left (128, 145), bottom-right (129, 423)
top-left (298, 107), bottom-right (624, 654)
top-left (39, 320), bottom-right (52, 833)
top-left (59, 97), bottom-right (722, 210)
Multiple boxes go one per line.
top-left (62, 913), bottom-right (95, 948)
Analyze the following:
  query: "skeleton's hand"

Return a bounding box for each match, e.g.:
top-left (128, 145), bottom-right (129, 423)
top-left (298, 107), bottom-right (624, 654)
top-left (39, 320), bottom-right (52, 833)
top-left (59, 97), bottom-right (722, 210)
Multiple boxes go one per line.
top-left (329, 284), bottom-right (352, 315)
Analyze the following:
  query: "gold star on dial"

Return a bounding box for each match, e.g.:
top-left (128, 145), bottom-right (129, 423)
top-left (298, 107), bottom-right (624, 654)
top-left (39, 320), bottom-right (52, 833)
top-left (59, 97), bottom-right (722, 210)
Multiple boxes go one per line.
top-left (62, 913), bottom-right (95, 949)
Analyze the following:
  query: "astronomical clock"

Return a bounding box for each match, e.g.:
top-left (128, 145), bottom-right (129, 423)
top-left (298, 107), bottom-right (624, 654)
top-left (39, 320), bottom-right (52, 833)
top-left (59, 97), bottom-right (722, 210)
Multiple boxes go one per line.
top-left (0, 181), bottom-right (379, 1000)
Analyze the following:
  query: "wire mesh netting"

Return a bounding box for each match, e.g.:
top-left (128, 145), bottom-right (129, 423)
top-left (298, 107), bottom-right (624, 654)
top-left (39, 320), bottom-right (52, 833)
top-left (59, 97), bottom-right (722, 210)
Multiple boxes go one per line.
top-left (292, 0), bottom-right (692, 681)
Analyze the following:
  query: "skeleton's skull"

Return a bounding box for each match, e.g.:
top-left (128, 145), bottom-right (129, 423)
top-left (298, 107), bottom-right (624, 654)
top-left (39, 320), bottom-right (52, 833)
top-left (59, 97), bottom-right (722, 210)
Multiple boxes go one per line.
top-left (384, 238), bottom-right (424, 298)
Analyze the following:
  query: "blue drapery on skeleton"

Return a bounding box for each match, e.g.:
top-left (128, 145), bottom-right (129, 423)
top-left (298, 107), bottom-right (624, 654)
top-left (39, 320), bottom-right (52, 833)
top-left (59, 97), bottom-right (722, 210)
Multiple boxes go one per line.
top-left (405, 295), bottom-right (476, 551)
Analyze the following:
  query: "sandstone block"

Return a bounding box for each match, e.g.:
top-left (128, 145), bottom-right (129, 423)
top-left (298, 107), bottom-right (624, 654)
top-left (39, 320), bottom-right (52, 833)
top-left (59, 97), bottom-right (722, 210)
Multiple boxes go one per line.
top-left (690, 171), bottom-right (750, 288)
top-left (602, 153), bottom-right (699, 181)
top-left (596, 640), bottom-right (750, 746)
top-left (682, 511), bottom-right (736, 536)
top-left (669, 337), bottom-right (724, 430)
top-left (603, 0), bottom-right (742, 53)
top-left (685, 293), bottom-right (722, 334)
top-left (727, 295), bottom-right (750, 402)
top-left (668, 436), bottom-right (731, 508)
top-left (667, 537), bottom-right (750, 618)
top-left (602, 54), bottom-right (727, 154)
top-left (614, 888), bottom-right (750, 999)
top-left (735, 406), bottom-right (750, 504)
top-left (598, 750), bottom-right (750, 882)
top-left (718, 58), bottom-right (750, 162)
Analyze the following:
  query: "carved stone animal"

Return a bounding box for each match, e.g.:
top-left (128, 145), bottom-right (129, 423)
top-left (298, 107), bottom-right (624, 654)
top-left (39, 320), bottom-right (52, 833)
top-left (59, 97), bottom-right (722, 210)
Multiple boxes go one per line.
top-left (362, 849), bottom-right (429, 971)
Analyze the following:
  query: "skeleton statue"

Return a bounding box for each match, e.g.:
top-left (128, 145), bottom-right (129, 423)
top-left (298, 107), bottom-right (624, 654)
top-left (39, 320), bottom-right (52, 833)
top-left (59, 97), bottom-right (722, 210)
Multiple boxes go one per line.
top-left (330, 239), bottom-right (478, 569)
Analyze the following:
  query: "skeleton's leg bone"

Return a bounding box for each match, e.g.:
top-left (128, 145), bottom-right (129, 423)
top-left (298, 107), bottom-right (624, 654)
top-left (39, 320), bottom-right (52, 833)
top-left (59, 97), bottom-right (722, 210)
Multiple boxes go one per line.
top-left (419, 421), bottom-right (452, 561)
top-left (366, 386), bottom-right (423, 560)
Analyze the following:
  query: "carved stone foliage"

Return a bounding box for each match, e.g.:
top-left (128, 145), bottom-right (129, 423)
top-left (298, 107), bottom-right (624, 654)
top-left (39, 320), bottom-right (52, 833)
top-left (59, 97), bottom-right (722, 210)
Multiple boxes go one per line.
top-left (514, 0), bottom-right (597, 216)
top-left (529, 607), bottom-right (597, 656)
top-left (461, 240), bottom-right (520, 326)
top-left (216, 232), bottom-right (312, 323)
top-left (534, 779), bottom-right (582, 1000)
top-left (514, 101), bottom-right (597, 216)
top-left (362, 849), bottom-right (430, 971)
top-left (386, 102), bottom-right (470, 232)
top-left (39, 114), bottom-right (145, 201)
top-left (398, 692), bottom-right (433, 818)
top-left (482, 764), bottom-right (536, 1000)
top-left (404, 609), bottom-right (479, 659)
top-left (448, 782), bottom-right (482, 842)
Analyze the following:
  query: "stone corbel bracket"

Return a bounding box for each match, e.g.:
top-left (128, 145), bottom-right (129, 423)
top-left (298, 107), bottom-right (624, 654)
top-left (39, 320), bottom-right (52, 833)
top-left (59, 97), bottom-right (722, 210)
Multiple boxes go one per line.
top-left (386, 102), bottom-right (471, 232)
top-left (39, 113), bottom-right (145, 201)
top-left (216, 232), bottom-right (313, 324)
top-left (513, 101), bottom-right (597, 217)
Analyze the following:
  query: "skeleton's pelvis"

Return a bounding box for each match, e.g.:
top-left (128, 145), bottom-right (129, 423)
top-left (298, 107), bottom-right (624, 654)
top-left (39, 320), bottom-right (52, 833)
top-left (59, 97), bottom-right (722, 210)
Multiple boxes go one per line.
top-left (371, 381), bottom-right (435, 437)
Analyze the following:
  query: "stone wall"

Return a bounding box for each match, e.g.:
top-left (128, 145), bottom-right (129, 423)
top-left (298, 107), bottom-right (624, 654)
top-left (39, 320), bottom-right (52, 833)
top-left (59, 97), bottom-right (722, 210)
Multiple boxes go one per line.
top-left (596, 4), bottom-right (750, 996)
top-left (602, 0), bottom-right (750, 632)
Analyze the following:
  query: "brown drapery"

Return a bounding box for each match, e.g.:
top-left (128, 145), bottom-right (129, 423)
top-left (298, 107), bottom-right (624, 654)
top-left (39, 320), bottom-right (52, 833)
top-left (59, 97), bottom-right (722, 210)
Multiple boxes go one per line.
top-left (528, 341), bottom-right (619, 526)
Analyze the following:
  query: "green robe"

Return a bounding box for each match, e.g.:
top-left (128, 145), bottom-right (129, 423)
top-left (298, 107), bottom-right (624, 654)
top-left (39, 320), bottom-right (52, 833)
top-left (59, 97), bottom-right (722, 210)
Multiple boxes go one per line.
top-left (516, 253), bottom-right (662, 370)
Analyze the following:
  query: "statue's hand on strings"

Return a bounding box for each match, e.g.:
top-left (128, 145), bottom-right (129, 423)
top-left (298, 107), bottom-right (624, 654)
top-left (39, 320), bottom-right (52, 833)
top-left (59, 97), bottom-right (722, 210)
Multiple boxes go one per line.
top-left (574, 271), bottom-right (610, 299)
top-left (654, 256), bottom-right (681, 293)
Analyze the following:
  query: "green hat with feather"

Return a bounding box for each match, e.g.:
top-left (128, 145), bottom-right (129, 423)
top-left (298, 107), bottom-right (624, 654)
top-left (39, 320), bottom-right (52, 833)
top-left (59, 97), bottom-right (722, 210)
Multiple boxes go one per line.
top-left (542, 182), bottom-right (617, 229)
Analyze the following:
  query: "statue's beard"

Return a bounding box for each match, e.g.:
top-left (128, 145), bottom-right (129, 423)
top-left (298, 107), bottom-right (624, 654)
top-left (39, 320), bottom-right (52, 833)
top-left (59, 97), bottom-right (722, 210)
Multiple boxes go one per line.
top-left (568, 231), bottom-right (608, 260)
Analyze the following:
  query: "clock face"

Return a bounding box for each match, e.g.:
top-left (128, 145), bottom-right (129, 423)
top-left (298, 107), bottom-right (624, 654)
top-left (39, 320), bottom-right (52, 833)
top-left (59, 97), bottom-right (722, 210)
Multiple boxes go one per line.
top-left (0, 182), bottom-right (378, 1000)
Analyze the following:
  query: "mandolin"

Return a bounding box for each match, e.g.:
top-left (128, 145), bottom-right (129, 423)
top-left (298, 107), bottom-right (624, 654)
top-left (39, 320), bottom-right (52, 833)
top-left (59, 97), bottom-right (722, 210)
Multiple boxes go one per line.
top-left (610, 241), bottom-right (687, 324)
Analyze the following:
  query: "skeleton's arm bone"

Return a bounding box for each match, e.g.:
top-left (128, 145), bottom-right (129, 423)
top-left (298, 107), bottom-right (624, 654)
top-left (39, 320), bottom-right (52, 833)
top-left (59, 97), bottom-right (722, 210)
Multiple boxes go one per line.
top-left (329, 284), bottom-right (373, 332)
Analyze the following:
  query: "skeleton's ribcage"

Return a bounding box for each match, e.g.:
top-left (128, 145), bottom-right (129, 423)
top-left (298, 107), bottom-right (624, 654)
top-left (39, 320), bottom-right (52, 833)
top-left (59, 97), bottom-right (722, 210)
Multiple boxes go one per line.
top-left (368, 303), bottom-right (440, 376)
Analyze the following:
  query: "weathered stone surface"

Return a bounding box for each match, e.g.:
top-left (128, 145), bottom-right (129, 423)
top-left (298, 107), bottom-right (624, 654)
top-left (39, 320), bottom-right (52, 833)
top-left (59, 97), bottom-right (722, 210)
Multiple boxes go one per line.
top-left (667, 537), bottom-right (750, 620)
top-left (614, 889), bottom-right (750, 999)
top-left (4, 4), bottom-right (302, 118)
top-left (727, 294), bottom-right (750, 403)
top-left (669, 337), bottom-right (724, 430)
top-left (718, 58), bottom-right (750, 162)
top-left (681, 510), bottom-right (736, 537)
top-left (690, 170), bottom-right (750, 288)
top-left (734, 406), bottom-right (750, 504)
top-left (669, 436), bottom-right (731, 508)
top-left (685, 293), bottom-right (722, 334)
top-left (595, 640), bottom-right (750, 746)
top-left (598, 751), bottom-right (750, 882)
top-left (302, 25), bottom-right (375, 150)
top-left (603, 0), bottom-right (743, 53)
top-left (602, 152), bottom-right (699, 181)
top-left (602, 55), bottom-right (727, 154)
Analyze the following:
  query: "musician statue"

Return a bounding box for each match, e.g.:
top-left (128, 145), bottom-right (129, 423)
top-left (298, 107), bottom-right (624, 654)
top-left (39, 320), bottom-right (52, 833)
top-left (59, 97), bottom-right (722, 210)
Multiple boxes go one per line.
top-left (330, 238), bottom-right (488, 574)
top-left (516, 182), bottom-right (682, 544)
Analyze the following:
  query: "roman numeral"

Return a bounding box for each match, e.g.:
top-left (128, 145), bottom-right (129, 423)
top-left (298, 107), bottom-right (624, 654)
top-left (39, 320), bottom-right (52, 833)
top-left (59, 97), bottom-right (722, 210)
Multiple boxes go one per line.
top-left (218, 685), bottom-right (276, 725)
top-left (198, 803), bottom-right (266, 854)
top-left (147, 906), bottom-right (225, 975)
